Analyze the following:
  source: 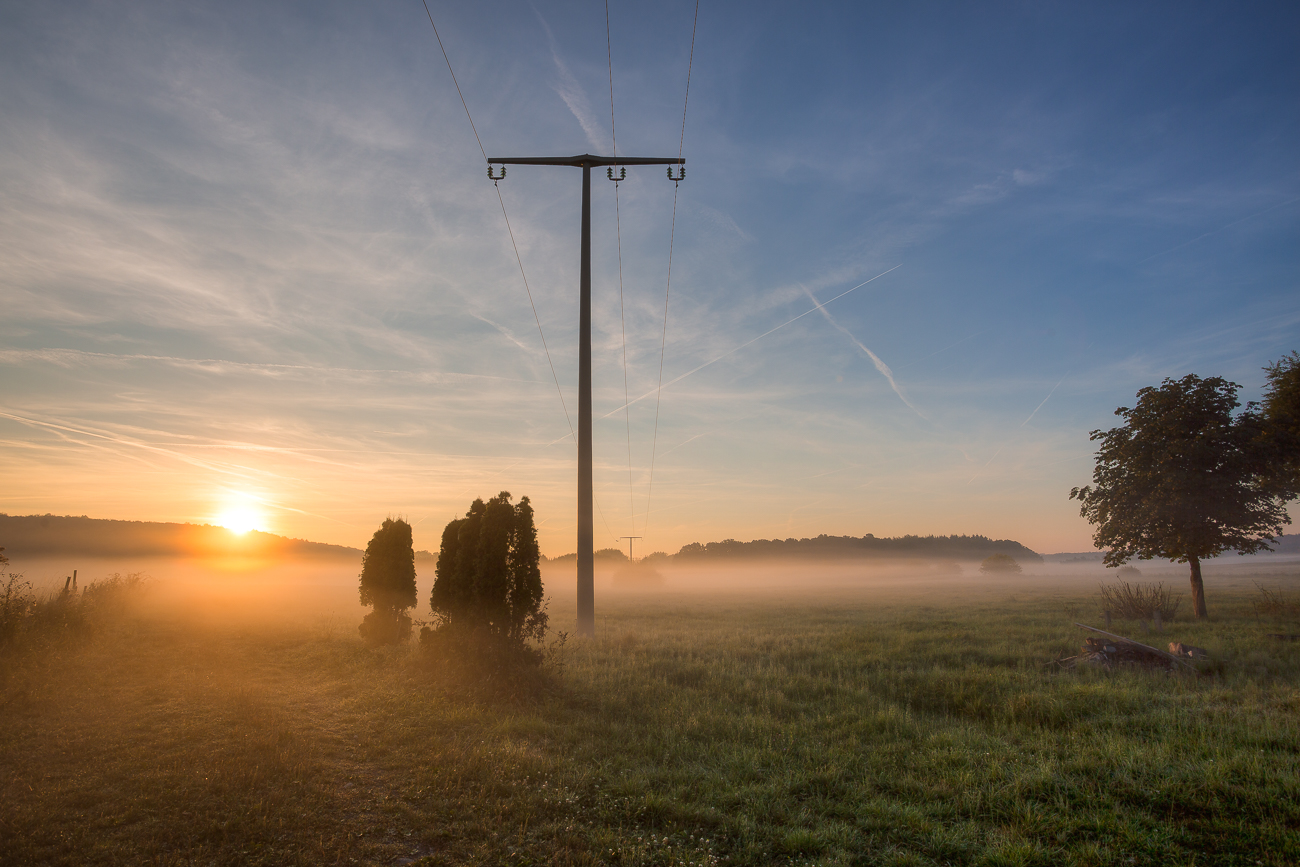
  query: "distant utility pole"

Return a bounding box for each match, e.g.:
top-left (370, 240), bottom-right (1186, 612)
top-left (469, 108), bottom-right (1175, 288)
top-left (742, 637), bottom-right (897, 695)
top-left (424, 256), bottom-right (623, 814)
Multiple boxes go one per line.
top-left (619, 535), bottom-right (643, 563)
top-left (488, 153), bottom-right (684, 637)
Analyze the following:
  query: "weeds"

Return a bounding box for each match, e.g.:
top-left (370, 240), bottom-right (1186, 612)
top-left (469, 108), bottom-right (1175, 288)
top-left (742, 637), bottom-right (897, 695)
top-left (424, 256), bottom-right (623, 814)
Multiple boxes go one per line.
top-left (1254, 583), bottom-right (1300, 619)
top-left (1099, 579), bottom-right (1180, 624)
top-left (0, 570), bottom-right (147, 653)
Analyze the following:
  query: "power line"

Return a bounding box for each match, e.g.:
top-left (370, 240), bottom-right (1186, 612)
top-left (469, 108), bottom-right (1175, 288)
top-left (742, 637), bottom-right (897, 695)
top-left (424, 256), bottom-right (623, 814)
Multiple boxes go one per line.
top-left (643, 0), bottom-right (700, 541)
top-left (606, 0), bottom-right (636, 540)
top-left (420, 1), bottom-right (574, 443)
top-left (421, 0), bottom-right (487, 164)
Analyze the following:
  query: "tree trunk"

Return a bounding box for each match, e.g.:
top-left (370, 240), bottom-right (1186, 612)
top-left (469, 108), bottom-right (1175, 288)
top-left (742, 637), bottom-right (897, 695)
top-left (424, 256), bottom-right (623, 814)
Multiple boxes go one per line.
top-left (1189, 555), bottom-right (1207, 619)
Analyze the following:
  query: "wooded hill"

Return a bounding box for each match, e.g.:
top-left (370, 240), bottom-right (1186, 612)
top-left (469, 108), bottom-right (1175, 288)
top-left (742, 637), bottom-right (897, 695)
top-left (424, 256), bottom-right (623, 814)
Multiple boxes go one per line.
top-left (0, 514), bottom-right (364, 560)
top-left (671, 534), bottom-right (1043, 563)
top-left (544, 534), bottom-right (1043, 564)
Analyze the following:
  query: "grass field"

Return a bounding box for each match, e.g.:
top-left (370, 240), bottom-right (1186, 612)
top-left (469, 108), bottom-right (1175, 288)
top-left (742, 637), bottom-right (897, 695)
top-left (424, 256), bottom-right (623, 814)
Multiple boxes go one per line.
top-left (2, 565), bottom-right (1299, 866)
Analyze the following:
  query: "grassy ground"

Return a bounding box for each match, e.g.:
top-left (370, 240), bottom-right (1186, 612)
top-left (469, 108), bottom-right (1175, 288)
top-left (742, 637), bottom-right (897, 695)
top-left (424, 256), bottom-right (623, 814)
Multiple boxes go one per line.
top-left (1, 573), bottom-right (1298, 866)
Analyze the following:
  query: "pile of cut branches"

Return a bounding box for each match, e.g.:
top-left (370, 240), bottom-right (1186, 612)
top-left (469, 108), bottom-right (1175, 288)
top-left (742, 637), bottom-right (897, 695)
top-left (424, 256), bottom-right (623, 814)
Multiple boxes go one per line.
top-left (1056, 623), bottom-right (1194, 672)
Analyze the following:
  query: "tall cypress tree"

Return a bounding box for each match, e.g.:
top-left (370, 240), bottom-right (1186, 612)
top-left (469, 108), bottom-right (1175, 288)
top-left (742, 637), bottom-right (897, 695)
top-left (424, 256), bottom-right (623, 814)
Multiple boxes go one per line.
top-left (429, 492), bottom-right (546, 649)
top-left (358, 517), bottom-right (417, 645)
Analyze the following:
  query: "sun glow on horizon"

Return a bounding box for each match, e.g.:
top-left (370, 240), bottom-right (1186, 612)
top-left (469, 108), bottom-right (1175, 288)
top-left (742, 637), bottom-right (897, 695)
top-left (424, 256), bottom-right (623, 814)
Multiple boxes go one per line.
top-left (215, 494), bottom-right (269, 535)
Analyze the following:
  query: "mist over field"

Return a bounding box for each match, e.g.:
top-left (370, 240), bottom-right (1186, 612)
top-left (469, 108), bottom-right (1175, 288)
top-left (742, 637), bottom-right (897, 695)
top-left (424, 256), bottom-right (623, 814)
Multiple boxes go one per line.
top-left (11, 548), bottom-right (1300, 628)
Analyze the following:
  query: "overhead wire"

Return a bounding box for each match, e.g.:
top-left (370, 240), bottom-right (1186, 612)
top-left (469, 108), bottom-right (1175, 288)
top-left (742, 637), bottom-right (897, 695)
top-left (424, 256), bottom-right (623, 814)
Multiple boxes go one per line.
top-left (605, 0), bottom-right (637, 546)
top-left (420, 0), bottom-right (573, 444)
top-left (420, 1), bottom-right (623, 548)
top-left (643, 0), bottom-right (700, 541)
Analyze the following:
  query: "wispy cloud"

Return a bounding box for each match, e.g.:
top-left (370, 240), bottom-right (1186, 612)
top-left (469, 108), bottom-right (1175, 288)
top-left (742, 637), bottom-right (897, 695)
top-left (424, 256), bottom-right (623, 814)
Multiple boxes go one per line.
top-left (529, 2), bottom-right (606, 153)
top-left (599, 266), bottom-right (902, 420)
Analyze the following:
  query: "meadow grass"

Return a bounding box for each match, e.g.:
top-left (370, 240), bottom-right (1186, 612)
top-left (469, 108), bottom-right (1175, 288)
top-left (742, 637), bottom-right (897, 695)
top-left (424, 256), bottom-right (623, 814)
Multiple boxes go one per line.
top-left (1, 572), bottom-right (1298, 866)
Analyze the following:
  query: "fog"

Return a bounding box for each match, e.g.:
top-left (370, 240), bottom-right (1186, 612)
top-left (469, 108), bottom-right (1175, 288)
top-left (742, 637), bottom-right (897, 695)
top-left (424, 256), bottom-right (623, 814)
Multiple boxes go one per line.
top-left (11, 552), bottom-right (1300, 632)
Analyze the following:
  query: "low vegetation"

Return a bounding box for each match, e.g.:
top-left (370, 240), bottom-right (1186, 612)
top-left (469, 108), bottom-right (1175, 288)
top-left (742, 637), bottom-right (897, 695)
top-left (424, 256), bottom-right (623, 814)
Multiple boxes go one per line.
top-left (1254, 583), bottom-right (1300, 620)
top-left (978, 553), bottom-right (1020, 574)
top-left (2, 569), bottom-right (1298, 866)
top-left (1098, 580), bottom-right (1181, 625)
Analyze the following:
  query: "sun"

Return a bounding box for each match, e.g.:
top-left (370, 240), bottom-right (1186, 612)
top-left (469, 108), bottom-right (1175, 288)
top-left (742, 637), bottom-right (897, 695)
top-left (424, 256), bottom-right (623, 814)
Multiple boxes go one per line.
top-left (215, 497), bottom-right (267, 535)
top-left (216, 508), bottom-right (263, 534)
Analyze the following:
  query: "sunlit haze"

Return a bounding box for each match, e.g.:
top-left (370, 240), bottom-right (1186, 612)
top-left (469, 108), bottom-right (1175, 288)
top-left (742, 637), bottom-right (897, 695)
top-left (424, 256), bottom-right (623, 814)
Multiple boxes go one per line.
top-left (1, 2), bottom-right (1297, 556)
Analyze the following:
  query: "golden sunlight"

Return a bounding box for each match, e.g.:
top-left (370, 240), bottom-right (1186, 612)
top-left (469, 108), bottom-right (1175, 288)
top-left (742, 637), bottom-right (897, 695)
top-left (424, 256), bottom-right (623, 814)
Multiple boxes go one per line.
top-left (215, 496), bottom-right (267, 535)
top-left (216, 508), bottom-right (262, 534)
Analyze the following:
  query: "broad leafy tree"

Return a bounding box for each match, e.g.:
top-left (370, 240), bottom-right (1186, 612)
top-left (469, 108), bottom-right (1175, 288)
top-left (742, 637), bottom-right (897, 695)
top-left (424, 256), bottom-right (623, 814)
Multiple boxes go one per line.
top-left (358, 518), bottom-right (417, 645)
top-left (428, 492), bottom-right (546, 652)
top-left (1258, 351), bottom-right (1300, 497)
top-left (1071, 373), bottom-right (1292, 618)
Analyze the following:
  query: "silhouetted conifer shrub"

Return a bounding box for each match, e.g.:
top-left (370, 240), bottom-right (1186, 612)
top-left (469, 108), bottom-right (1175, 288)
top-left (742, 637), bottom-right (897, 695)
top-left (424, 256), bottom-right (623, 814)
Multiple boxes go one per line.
top-left (358, 518), bottom-right (417, 646)
top-left (421, 492), bottom-right (547, 669)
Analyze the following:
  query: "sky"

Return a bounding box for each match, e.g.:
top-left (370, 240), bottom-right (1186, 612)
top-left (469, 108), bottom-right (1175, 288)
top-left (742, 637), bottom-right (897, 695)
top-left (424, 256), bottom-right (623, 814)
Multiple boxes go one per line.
top-left (1, 0), bottom-right (1297, 558)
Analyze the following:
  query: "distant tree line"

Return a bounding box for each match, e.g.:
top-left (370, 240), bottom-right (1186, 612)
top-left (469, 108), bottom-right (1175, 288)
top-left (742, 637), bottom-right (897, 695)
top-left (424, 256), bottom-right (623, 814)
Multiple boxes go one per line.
top-left (0, 514), bottom-right (364, 560)
top-left (543, 534), bottom-right (1042, 564)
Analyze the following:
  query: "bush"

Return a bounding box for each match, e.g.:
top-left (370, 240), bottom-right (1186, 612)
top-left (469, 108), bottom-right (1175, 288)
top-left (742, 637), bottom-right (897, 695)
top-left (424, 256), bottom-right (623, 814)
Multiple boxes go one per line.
top-left (423, 492), bottom-right (546, 664)
top-left (1254, 584), bottom-right (1300, 619)
top-left (0, 565), bottom-right (147, 652)
top-left (358, 518), bottom-right (417, 646)
top-left (0, 567), bottom-right (34, 647)
top-left (1116, 564), bottom-right (1142, 578)
top-left (979, 553), bottom-right (1021, 574)
top-left (1099, 580), bottom-right (1180, 623)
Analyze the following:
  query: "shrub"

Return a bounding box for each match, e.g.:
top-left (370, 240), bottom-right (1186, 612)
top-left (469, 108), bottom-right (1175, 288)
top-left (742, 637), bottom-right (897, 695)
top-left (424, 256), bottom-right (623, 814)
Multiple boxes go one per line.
top-left (1116, 564), bottom-right (1142, 578)
top-left (423, 492), bottom-right (546, 665)
top-left (358, 518), bottom-right (417, 646)
top-left (1, 565), bottom-right (147, 652)
top-left (979, 553), bottom-right (1021, 574)
top-left (1099, 580), bottom-right (1180, 623)
top-left (1253, 584), bottom-right (1300, 619)
top-left (0, 550), bottom-right (33, 647)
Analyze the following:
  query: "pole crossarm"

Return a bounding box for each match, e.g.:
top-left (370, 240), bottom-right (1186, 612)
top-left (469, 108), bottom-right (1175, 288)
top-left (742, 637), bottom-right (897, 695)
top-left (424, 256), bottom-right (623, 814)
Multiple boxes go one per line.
top-left (489, 154), bottom-right (683, 167)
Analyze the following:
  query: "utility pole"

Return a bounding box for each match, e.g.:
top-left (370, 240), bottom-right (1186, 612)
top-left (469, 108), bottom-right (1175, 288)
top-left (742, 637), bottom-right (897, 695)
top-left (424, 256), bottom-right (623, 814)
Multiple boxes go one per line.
top-left (488, 153), bottom-right (684, 637)
top-left (619, 535), bottom-right (643, 563)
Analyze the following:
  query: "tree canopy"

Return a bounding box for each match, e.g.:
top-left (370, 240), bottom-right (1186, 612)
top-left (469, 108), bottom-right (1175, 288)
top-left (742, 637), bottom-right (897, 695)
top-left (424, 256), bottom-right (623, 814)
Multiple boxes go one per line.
top-left (1259, 351), bottom-right (1300, 497)
top-left (1070, 372), bottom-right (1293, 618)
top-left (358, 517), bottom-right (417, 645)
top-left (429, 492), bottom-right (546, 648)
top-left (979, 553), bottom-right (1021, 574)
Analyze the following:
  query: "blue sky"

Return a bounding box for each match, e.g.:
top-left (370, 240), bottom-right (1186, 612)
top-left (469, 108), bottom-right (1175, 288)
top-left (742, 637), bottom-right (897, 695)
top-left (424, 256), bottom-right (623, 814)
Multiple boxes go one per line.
top-left (1, 0), bottom-right (1297, 556)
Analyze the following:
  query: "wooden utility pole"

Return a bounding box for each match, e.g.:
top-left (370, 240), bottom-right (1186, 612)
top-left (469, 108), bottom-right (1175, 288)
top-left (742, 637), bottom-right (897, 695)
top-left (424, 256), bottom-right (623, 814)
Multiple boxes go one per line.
top-left (619, 535), bottom-right (643, 563)
top-left (488, 153), bottom-right (684, 637)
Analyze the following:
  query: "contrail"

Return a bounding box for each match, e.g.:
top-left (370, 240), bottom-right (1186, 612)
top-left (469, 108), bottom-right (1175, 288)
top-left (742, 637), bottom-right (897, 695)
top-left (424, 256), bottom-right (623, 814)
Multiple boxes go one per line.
top-left (599, 264), bottom-right (901, 420)
top-left (1139, 196), bottom-right (1300, 264)
top-left (1021, 348), bottom-right (1089, 427)
top-left (968, 353), bottom-right (1089, 484)
top-left (801, 285), bottom-right (926, 420)
top-left (966, 445), bottom-right (1005, 485)
top-left (1021, 373), bottom-right (1067, 427)
top-left (895, 329), bottom-right (987, 370)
